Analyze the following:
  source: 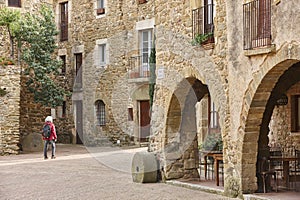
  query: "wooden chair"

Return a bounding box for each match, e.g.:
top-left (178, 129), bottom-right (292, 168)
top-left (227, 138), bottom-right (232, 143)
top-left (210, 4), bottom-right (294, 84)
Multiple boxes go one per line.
top-left (270, 148), bottom-right (283, 179)
top-left (258, 157), bottom-right (278, 193)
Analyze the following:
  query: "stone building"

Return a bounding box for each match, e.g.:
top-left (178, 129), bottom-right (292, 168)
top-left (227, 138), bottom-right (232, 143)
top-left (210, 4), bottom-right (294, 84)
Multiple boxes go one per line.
top-left (1, 0), bottom-right (300, 198)
top-left (52, 0), bottom-right (155, 146)
top-left (0, 0), bottom-right (74, 154)
top-left (52, 0), bottom-right (300, 196)
top-left (148, 0), bottom-right (300, 197)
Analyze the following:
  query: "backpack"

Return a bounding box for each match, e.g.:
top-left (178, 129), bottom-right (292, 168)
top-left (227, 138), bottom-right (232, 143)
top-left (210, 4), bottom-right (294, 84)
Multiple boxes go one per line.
top-left (42, 124), bottom-right (51, 139)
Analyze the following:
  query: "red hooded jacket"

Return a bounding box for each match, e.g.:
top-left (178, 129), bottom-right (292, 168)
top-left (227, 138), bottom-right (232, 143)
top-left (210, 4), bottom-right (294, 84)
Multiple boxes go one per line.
top-left (43, 121), bottom-right (57, 141)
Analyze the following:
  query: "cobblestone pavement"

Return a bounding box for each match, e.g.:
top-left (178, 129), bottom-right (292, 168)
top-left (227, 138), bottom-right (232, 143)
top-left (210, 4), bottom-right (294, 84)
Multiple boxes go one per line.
top-left (0, 144), bottom-right (236, 200)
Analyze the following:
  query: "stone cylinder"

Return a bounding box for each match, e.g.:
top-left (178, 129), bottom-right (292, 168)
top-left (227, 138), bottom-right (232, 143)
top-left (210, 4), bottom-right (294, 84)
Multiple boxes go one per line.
top-left (131, 151), bottom-right (158, 183)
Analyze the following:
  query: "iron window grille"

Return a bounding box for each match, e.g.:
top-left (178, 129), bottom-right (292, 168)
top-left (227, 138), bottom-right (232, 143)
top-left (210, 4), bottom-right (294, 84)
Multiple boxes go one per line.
top-left (243, 0), bottom-right (271, 50)
top-left (96, 100), bottom-right (106, 126)
top-left (192, 1), bottom-right (214, 41)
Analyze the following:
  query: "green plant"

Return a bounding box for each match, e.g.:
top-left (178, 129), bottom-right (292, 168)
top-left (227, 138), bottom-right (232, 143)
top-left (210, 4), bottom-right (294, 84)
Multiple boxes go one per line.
top-left (202, 133), bottom-right (223, 151)
top-left (149, 38), bottom-right (156, 109)
top-left (0, 8), bottom-right (21, 59)
top-left (191, 32), bottom-right (213, 46)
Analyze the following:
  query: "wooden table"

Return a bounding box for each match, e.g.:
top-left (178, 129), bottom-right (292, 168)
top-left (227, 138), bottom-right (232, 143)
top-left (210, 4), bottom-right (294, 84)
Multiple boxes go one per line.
top-left (269, 156), bottom-right (298, 188)
top-left (200, 151), bottom-right (223, 186)
top-left (213, 153), bottom-right (224, 186)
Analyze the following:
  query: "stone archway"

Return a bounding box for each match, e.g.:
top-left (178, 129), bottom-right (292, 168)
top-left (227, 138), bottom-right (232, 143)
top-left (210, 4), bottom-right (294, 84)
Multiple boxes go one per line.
top-left (240, 43), bottom-right (300, 193)
top-left (163, 77), bottom-right (209, 180)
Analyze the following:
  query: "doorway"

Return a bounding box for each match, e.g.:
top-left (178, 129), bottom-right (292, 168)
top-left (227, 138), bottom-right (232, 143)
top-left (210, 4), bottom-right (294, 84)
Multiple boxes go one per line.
top-left (139, 100), bottom-right (151, 142)
top-left (75, 100), bottom-right (83, 144)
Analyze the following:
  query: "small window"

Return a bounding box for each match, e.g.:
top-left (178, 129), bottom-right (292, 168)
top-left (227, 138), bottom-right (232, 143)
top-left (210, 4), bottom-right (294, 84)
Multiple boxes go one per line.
top-left (96, 100), bottom-right (106, 126)
top-left (99, 44), bottom-right (106, 66)
top-left (62, 101), bottom-right (67, 118)
top-left (60, 55), bottom-right (66, 75)
top-left (8, 0), bottom-right (21, 7)
top-left (60, 2), bottom-right (68, 41)
top-left (208, 96), bottom-right (219, 132)
top-left (291, 95), bottom-right (300, 132)
top-left (128, 108), bottom-right (133, 121)
top-left (96, 0), bottom-right (105, 15)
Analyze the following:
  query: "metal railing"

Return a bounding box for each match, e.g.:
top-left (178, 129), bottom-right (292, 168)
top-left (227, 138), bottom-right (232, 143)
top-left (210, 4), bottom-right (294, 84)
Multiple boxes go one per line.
top-left (243, 0), bottom-right (271, 50)
top-left (129, 55), bottom-right (150, 79)
top-left (192, 4), bottom-right (214, 39)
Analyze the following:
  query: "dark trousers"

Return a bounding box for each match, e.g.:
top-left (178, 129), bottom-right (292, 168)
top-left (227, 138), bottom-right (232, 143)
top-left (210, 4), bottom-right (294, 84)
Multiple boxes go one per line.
top-left (43, 140), bottom-right (56, 158)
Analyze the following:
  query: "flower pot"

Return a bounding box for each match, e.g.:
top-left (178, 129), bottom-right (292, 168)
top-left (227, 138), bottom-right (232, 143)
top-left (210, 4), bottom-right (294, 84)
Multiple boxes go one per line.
top-left (96, 8), bottom-right (105, 15)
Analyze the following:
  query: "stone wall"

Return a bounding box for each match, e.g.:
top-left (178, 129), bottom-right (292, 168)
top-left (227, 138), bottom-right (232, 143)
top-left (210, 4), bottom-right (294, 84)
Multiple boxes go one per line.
top-left (149, 0), bottom-right (229, 182)
top-left (0, 64), bottom-right (21, 155)
top-left (0, 1), bottom-right (74, 153)
top-left (52, 0), bottom-right (155, 146)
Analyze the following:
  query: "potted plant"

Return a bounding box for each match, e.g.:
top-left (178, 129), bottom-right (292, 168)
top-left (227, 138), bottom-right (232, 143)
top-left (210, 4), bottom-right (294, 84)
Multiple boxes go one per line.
top-left (202, 133), bottom-right (223, 151)
top-left (192, 32), bottom-right (214, 46)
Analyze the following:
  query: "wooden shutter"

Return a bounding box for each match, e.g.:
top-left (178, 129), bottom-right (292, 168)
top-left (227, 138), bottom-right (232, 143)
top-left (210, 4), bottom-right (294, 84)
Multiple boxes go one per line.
top-left (60, 2), bottom-right (68, 41)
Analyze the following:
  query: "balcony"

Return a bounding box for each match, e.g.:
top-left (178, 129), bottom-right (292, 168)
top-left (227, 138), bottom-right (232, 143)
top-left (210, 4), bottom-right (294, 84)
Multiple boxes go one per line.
top-left (128, 55), bottom-right (150, 83)
top-left (243, 0), bottom-right (272, 51)
top-left (192, 3), bottom-right (215, 48)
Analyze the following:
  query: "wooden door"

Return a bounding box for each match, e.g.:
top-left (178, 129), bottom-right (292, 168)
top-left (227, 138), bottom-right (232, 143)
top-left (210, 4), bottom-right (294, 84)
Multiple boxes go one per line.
top-left (139, 100), bottom-right (151, 142)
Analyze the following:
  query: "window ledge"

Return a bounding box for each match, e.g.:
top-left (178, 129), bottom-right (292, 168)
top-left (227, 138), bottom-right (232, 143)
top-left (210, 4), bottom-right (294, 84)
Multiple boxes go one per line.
top-left (244, 44), bottom-right (276, 56)
top-left (128, 77), bottom-right (149, 83)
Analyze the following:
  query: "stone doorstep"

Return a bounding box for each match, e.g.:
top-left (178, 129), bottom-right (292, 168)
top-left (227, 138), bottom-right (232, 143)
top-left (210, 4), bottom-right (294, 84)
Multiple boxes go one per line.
top-left (166, 180), bottom-right (273, 200)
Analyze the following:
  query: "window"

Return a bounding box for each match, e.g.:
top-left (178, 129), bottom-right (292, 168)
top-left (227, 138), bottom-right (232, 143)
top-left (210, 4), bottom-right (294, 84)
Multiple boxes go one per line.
top-left (243, 0), bottom-right (271, 50)
top-left (96, 0), bottom-right (105, 15)
top-left (203, 0), bottom-right (214, 34)
top-left (128, 108), bottom-right (133, 121)
top-left (75, 53), bottom-right (82, 87)
top-left (140, 29), bottom-right (152, 77)
top-left (192, 0), bottom-right (214, 43)
top-left (96, 100), bottom-right (106, 126)
top-left (8, 0), bottom-right (21, 7)
top-left (60, 2), bottom-right (68, 41)
top-left (60, 55), bottom-right (66, 75)
top-left (99, 44), bottom-right (106, 66)
top-left (62, 101), bottom-right (67, 118)
top-left (208, 96), bottom-right (219, 132)
top-left (291, 95), bottom-right (300, 132)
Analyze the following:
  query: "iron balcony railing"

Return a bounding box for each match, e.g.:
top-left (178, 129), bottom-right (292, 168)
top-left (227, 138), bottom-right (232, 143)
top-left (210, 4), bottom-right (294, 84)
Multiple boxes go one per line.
top-left (129, 55), bottom-right (150, 79)
top-left (192, 3), bottom-right (214, 40)
top-left (243, 0), bottom-right (271, 50)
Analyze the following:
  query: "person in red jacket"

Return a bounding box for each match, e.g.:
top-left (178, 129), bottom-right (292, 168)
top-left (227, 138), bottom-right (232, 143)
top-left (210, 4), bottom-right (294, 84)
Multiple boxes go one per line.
top-left (43, 116), bottom-right (57, 159)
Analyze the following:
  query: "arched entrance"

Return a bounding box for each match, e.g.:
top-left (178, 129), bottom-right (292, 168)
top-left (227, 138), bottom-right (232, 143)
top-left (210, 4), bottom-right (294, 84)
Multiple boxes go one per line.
top-left (163, 77), bottom-right (211, 180)
top-left (241, 44), bottom-right (300, 193)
